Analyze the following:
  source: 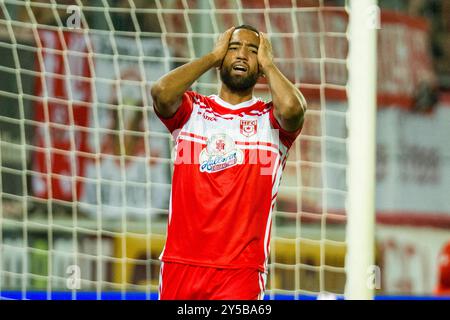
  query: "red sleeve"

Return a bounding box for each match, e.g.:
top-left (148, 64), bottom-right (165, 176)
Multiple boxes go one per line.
top-left (154, 91), bottom-right (195, 133)
top-left (269, 102), bottom-right (303, 149)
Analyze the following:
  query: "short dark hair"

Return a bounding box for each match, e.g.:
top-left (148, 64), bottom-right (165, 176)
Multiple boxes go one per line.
top-left (234, 24), bottom-right (259, 34)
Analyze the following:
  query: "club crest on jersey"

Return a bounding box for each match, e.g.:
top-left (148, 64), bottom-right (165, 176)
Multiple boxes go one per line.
top-left (199, 133), bottom-right (244, 173)
top-left (240, 119), bottom-right (257, 137)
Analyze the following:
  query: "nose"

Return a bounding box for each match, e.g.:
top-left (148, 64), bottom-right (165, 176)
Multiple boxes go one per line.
top-left (236, 46), bottom-right (248, 61)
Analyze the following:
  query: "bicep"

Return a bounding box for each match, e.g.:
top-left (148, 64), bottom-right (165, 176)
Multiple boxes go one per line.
top-left (154, 91), bottom-right (195, 134)
top-left (269, 103), bottom-right (303, 149)
top-left (152, 94), bottom-right (183, 119)
top-left (273, 107), bottom-right (304, 133)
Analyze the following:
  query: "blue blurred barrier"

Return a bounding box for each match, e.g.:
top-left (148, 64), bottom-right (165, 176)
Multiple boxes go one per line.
top-left (1, 291), bottom-right (449, 300)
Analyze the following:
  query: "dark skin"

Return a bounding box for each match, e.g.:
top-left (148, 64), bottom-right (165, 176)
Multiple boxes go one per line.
top-left (151, 27), bottom-right (306, 132)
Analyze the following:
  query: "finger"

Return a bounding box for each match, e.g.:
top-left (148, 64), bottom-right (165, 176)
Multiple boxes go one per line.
top-left (216, 27), bottom-right (234, 43)
top-left (259, 32), bottom-right (268, 46)
top-left (224, 27), bottom-right (235, 38)
top-left (226, 26), bottom-right (235, 33)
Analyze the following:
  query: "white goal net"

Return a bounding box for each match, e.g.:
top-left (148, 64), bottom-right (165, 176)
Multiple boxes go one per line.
top-left (0, 0), bottom-right (351, 300)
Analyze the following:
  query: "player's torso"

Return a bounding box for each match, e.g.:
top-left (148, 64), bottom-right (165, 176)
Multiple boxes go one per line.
top-left (162, 94), bottom-right (288, 270)
top-left (174, 94), bottom-right (283, 173)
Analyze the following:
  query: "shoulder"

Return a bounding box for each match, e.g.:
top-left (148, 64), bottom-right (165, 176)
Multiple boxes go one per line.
top-left (186, 91), bottom-right (207, 100)
top-left (254, 96), bottom-right (272, 110)
top-left (181, 91), bottom-right (212, 107)
top-left (257, 99), bottom-right (274, 115)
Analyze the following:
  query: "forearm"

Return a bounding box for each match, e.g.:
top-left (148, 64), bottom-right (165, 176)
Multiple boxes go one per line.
top-left (263, 64), bottom-right (307, 131)
top-left (151, 53), bottom-right (217, 116)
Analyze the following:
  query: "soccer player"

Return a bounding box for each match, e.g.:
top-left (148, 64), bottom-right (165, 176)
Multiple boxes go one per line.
top-left (151, 25), bottom-right (307, 300)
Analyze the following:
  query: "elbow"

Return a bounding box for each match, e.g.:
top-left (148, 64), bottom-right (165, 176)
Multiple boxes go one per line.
top-left (150, 82), bottom-right (180, 118)
top-left (150, 82), bottom-right (174, 109)
top-left (278, 97), bottom-right (306, 131)
top-left (297, 94), bottom-right (307, 115)
top-left (150, 82), bottom-right (164, 103)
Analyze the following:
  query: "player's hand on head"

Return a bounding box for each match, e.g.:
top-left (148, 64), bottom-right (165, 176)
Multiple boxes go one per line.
top-left (212, 27), bottom-right (235, 68)
top-left (257, 32), bottom-right (274, 74)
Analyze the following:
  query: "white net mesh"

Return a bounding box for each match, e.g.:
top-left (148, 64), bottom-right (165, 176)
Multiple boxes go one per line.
top-left (0, 0), bottom-right (349, 300)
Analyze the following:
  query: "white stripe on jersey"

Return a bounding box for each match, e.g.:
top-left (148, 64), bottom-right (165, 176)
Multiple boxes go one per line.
top-left (272, 153), bottom-right (287, 197)
top-left (177, 135), bottom-right (207, 146)
top-left (158, 261), bottom-right (164, 300)
top-left (263, 199), bottom-right (276, 271)
top-left (271, 154), bottom-right (281, 185)
top-left (258, 273), bottom-right (263, 300)
top-left (264, 153), bottom-right (288, 269)
top-left (177, 135), bottom-right (282, 162)
top-left (236, 144), bottom-right (280, 156)
top-left (258, 272), bottom-right (267, 300)
top-left (158, 192), bottom-right (174, 261)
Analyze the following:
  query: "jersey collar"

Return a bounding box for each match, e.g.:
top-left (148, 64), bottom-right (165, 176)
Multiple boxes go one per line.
top-left (209, 95), bottom-right (259, 110)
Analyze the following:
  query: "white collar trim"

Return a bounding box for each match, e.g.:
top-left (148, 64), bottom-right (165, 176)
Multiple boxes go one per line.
top-left (209, 95), bottom-right (259, 110)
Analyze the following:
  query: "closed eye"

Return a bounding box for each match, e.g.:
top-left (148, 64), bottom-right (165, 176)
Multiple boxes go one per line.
top-left (249, 45), bottom-right (259, 54)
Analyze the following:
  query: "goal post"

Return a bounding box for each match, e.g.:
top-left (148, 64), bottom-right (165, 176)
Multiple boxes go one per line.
top-left (345, 0), bottom-right (378, 300)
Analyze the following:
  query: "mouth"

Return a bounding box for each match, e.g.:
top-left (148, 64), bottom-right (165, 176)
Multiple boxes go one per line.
top-left (231, 63), bottom-right (248, 74)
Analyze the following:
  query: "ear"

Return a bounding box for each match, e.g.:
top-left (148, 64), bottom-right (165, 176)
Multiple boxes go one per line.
top-left (258, 66), bottom-right (265, 78)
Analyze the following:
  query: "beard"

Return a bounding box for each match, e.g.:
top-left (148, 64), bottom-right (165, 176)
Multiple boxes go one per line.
top-left (220, 65), bottom-right (259, 92)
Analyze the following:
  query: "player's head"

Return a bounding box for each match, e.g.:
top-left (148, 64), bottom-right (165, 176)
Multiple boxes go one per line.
top-left (219, 24), bottom-right (261, 92)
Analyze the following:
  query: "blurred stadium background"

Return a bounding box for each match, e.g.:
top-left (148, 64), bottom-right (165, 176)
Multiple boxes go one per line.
top-left (0, 0), bottom-right (449, 300)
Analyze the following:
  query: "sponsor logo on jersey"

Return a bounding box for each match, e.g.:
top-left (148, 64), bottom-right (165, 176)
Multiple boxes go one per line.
top-left (202, 112), bottom-right (217, 122)
top-left (240, 119), bottom-right (257, 137)
top-left (199, 133), bottom-right (243, 173)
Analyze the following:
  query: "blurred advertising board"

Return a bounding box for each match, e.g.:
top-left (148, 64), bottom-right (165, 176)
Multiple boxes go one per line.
top-left (281, 94), bottom-right (450, 224)
top-left (31, 30), bottom-right (171, 218)
top-left (375, 97), bottom-right (450, 225)
top-left (377, 225), bottom-right (450, 295)
top-left (1, 226), bottom-right (114, 290)
top-left (31, 30), bottom-right (91, 201)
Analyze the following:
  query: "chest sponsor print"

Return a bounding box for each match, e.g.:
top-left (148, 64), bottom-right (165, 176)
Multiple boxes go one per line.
top-left (199, 133), bottom-right (244, 173)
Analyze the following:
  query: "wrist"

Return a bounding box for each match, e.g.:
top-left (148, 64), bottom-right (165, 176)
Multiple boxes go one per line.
top-left (260, 61), bottom-right (276, 74)
top-left (208, 51), bottom-right (223, 67)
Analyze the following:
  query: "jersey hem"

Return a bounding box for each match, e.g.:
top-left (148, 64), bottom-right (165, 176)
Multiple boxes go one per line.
top-left (160, 256), bottom-right (266, 273)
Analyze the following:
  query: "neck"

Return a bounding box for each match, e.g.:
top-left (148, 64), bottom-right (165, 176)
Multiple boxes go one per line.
top-left (218, 84), bottom-right (254, 105)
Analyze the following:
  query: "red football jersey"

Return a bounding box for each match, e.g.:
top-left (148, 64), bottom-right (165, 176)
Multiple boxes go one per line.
top-left (155, 91), bottom-right (301, 272)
